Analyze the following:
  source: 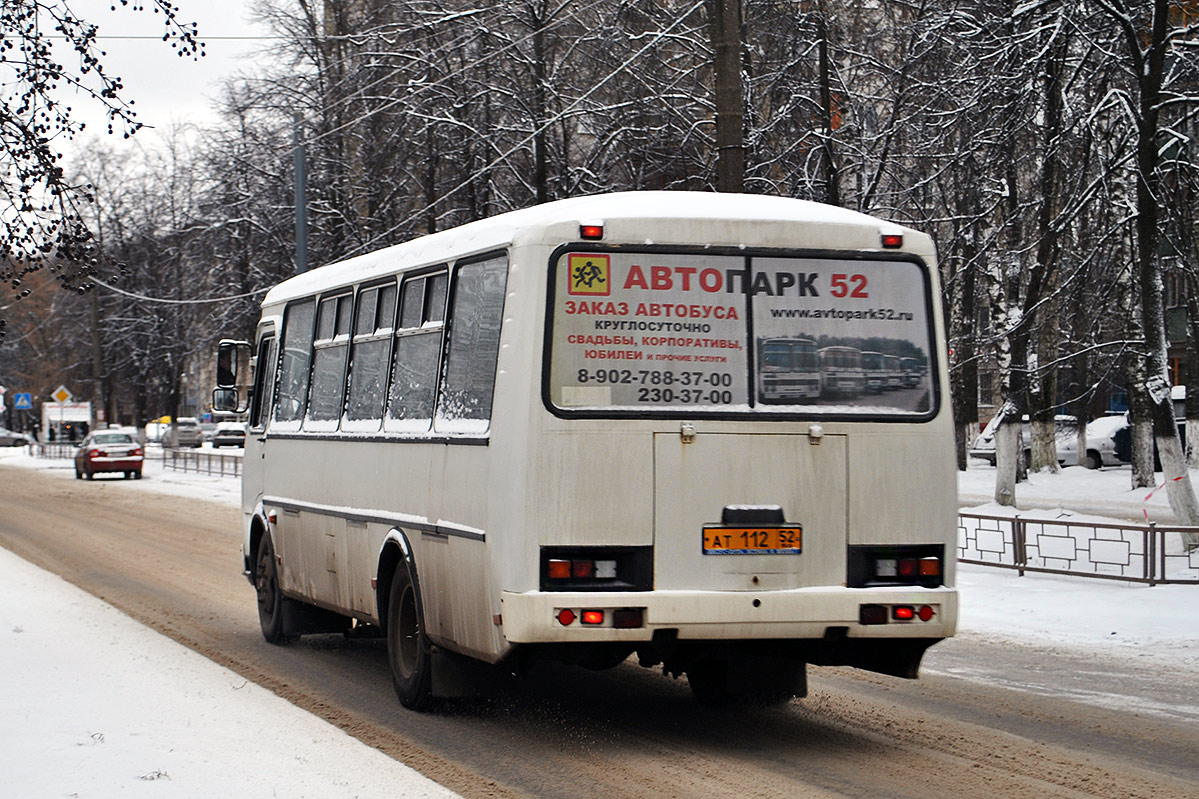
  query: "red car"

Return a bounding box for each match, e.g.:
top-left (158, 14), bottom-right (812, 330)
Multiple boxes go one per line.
top-left (75, 430), bottom-right (144, 480)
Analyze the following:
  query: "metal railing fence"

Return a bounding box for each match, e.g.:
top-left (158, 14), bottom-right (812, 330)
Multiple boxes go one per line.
top-left (959, 512), bottom-right (1199, 586)
top-left (32, 442), bottom-right (1197, 585)
top-left (160, 447), bottom-right (243, 478)
top-left (35, 443), bottom-right (78, 460)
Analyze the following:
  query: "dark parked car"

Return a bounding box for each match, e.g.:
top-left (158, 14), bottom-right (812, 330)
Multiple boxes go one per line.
top-left (1112, 416), bottom-right (1186, 469)
top-left (75, 431), bottom-right (144, 480)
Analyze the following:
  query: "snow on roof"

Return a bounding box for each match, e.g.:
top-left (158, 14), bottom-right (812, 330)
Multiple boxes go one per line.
top-left (264, 191), bottom-right (922, 307)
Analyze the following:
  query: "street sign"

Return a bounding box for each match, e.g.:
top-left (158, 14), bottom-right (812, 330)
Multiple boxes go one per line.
top-left (14, 393), bottom-right (32, 410)
top-left (52, 385), bottom-right (73, 403)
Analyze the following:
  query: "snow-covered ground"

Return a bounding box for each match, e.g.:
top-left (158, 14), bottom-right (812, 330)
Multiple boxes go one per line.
top-left (1, 447), bottom-right (1196, 796)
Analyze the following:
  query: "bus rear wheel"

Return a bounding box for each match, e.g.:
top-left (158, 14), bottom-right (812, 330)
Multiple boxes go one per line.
top-left (387, 561), bottom-right (434, 711)
top-left (255, 533), bottom-right (295, 644)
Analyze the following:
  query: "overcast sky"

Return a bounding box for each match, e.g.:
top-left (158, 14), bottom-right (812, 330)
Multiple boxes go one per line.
top-left (62, 1), bottom-right (272, 153)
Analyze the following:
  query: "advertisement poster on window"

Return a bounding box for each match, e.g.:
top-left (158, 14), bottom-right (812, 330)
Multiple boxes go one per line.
top-left (548, 250), bottom-right (935, 416)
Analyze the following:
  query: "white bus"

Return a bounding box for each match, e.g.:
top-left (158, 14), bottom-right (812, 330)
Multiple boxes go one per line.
top-left (860, 351), bottom-right (885, 393)
top-left (214, 192), bottom-right (958, 710)
top-left (757, 337), bottom-right (820, 402)
top-left (818, 345), bottom-right (865, 397)
top-left (882, 353), bottom-right (903, 390)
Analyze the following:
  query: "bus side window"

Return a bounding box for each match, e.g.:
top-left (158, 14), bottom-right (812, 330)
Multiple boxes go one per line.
top-left (387, 269), bottom-right (447, 429)
top-left (307, 293), bottom-right (353, 424)
top-left (250, 335), bottom-right (278, 430)
top-left (275, 299), bottom-right (316, 423)
top-left (346, 282), bottom-right (397, 425)
top-left (437, 254), bottom-right (508, 428)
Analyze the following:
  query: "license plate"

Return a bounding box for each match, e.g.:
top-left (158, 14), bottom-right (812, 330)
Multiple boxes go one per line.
top-left (702, 526), bottom-right (803, 555)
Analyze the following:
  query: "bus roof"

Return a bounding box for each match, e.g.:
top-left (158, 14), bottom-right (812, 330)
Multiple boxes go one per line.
top-left (263, 191), bottom-right (928, 307)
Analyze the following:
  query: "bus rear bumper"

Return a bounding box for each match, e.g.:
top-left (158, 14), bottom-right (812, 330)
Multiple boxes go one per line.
top-left (500, 586), bottom-right (957, 644)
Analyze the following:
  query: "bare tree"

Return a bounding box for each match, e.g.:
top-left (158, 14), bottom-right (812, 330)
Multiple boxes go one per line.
top-left (0, 0), bottom-right (201, 337)
top-left (1093, 0), bottom-right (1199, 524)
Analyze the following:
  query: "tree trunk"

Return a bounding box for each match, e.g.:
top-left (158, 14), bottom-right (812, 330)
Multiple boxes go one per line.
top-left (816, 11), bottom-right (841, 206)
top-left (1185, 271), bottom-right (1199, 469)
top-left (994, 405), bottom-right (1021, 506)
top-left (1126, 0), bottom-right (1199, 524)
top-left (709, 0), bottom-right (744, 193)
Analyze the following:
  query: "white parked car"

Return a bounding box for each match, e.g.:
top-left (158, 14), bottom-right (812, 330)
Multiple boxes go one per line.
top-left (1080, 415), bottom-right (1125, 469)
top-left (0, 426), bottom-right (32, 447)
top-left (970, 414), bottom-right (1079, 466)
top-left (211, 421), bottom-right (246, 448)
top-left (162, 417), bottom-right (204, 448)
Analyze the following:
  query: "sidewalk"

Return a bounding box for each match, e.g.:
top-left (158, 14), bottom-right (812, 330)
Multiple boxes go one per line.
top-left (0, 543), bottom-right (461, 799)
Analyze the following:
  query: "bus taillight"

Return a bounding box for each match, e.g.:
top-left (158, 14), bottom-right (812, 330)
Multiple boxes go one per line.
top-left (861, 603), bottom-right (938, 625)
top-left (848, 545), bottom-right (944, 588)
top-left (545, 556), bottom-right (618, 584)
top-left (555, 607), bottom-right (644, 628)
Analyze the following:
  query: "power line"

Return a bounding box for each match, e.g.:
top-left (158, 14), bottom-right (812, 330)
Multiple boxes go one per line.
top-left (91, 277), bottom-right (269, 305)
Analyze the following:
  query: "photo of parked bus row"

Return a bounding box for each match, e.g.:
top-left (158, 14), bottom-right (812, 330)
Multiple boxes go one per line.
top-left (756, 336), bottom-right (930, 411)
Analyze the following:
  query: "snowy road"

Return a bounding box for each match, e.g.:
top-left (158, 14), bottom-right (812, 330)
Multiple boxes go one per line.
top-left (1, 458), bottom-right (1197, 798)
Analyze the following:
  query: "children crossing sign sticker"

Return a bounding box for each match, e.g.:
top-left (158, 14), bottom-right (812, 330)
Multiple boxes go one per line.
top-left (567, 253), bottom-right (610, 296)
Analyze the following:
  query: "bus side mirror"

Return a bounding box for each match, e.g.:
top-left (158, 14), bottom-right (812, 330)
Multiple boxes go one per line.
top-left (212, 387), bottom-right (247, 414)
top-left (216, 339), bottom-right (252, 388)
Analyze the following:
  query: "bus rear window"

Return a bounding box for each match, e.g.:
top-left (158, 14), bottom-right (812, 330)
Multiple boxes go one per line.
top-left (546, 250), bottom-right (936, 418)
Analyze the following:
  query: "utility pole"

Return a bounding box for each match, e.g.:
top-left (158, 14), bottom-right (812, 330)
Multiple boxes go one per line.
top-left (709, 0), bottom-right (744, 193)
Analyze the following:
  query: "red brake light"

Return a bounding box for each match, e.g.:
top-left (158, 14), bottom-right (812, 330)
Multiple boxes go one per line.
top-left (571, 560), bottom-right (595, 579)
top-left (132, 447), bottom-right (144, 457)
top-left (881, 233), bottom-right (903, 248)
top-left (579, 224), bottom-right (604, 240)
top-left (581, 610), bottom-right (604, 625)
top-left (892, 605), bottom-right (915, 621)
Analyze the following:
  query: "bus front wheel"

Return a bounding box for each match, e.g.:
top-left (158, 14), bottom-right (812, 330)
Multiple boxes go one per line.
top-left (387, 562), bottom-right (434, 711)
top-left (255, 533), bottom-right (294, 645)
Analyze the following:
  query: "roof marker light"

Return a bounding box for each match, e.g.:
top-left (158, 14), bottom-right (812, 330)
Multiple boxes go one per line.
top-left (580, 223), bottom-right (604, 240)
top-left (881, 233), bottom-right (903, 249)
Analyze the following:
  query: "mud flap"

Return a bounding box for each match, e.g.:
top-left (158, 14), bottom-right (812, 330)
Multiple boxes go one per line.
top-left (430, 647), bottom-right (502, 699)
top-left (280, 600), bottom-right (351, 636)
